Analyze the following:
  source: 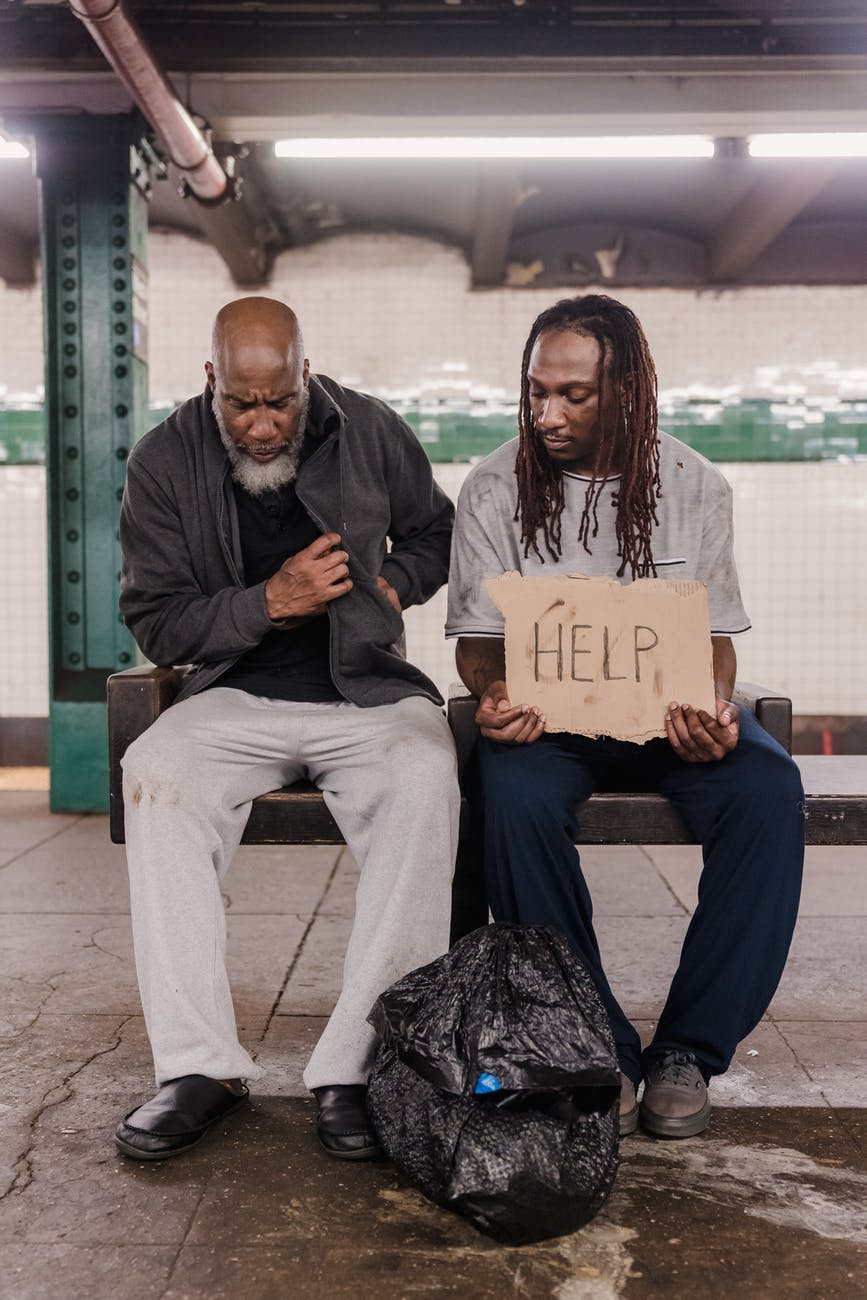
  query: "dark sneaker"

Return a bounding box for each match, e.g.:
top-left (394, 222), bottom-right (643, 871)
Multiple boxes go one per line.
top-left (640, 1050), bottom-right (711, 1139)
top-left (619, 1075), bottom-right (639, 1137)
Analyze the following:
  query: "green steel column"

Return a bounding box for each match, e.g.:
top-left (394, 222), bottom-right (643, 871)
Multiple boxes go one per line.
top-left (29, 116), bottom-right (156, 811)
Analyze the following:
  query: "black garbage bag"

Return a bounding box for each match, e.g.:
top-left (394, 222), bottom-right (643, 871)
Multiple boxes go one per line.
top-left (366, 923), bottom-right (620, 1245)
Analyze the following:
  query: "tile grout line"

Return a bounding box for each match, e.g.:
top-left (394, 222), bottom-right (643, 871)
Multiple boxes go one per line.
top-left (0, 813), bottom-right (88, 877)
top-left (158, 1177), bottom-right (214, 1300)
top-left (636, 844), bottom-right (691, 915)
top-left (770, 1016), bottom-right (833, 1101)
top-left (254, 847), bottom-right (347, 1050)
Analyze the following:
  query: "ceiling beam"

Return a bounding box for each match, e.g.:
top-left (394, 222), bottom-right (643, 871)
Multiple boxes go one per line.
top-left (178, 157), bottom-right (281, 288)
top-left (5, 70), bottom-right (867, 142)
top-left (471, 165), bottom-right (522, 288)
top-left (707, 162), bottom-right (840, 282)
top-left (0, 221), bottom-right (36, 287)
top-left (5, 6), bottom-right (867, 71)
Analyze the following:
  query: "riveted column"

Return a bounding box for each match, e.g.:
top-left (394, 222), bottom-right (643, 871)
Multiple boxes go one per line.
top-left (26, 115), bottom-right (158, 811)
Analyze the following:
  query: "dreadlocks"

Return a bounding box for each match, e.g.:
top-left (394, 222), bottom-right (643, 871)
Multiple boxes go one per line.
top-left (515, 294), bottom-right (662, 579)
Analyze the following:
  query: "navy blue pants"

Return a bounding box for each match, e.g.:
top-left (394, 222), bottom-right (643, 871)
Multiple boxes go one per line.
top-left (478, 711), bottom-right (805, 1086)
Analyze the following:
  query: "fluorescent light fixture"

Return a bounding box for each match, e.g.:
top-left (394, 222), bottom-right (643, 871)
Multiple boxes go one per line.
top-left (0, 136), bottom-right (30, 160)
top-left (749, 133), bottom-right (867, 158)
top-left (275, 135), bottom-right (715, 160)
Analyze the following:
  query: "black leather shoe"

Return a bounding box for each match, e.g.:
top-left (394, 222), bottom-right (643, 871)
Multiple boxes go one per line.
top-left (115, 1074), bottom-right (249, 1161)
top-left (312, 1084), bottom-right (383, 1161)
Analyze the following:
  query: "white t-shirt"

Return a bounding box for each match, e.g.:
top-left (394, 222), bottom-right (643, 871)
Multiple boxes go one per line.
top-left (446, 431), bottom-right (750, 640)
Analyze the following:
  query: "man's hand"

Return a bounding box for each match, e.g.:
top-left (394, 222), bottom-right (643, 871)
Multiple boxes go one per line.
top-left (264, 532), bottom-right (352, 621)
top-left (476, 679), bottom-right (545, 746)
top-left (665, 698), bottom-right (739, 763)
top-left (376, 575), bottom-right (402, 615)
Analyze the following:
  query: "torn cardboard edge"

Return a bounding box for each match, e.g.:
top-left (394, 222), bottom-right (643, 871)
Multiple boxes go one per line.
top-left (485, 572), bottom-right (715, 743)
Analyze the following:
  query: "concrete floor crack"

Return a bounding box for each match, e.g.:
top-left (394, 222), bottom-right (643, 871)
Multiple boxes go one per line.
top-left (83, 926), bottom-right (126, 963)
top-left (0, 969), bottom-right (69, 1040)
top-left (1, 1013), bottom-right (134, 1202)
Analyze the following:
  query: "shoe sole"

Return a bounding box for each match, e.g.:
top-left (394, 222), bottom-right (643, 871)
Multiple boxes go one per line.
top-left (114, 1094), bottom-right (248, 1161)
top-left (639, 1099), bottom-right (712, 1139)
top-left (619, 1103), bottom-right (639, 1137)
top-left (316, 1133), bottom-right (385, 1162)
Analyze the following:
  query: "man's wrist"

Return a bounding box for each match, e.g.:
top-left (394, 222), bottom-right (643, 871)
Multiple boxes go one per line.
top-left (263, 577), bottom-right (277, 620)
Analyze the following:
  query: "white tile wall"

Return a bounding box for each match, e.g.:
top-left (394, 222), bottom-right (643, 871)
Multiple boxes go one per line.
top-left (141, 232), bottom-right (867, 409)
top-left (0, 273), bottom-right (43, 405)
top-left (5, 460), bottom-right (862, 718)
top-left (4, 231), bottom-right (865, 407)
top-left (0, 467), bottom-right (48, 715)
top-left (728, 463), bottom-right (867, 718)
top-left (1, 229), bottom-right (865, 719)
top-left (407, 461), bottom-right (867, 717)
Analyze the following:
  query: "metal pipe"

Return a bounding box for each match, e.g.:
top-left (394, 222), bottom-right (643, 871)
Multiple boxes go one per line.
top-left (68, 0), bottom-right (229, 202)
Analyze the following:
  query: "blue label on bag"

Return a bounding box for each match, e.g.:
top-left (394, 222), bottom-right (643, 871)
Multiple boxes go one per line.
top-left (474, 1072), bottom-right (503, 1094)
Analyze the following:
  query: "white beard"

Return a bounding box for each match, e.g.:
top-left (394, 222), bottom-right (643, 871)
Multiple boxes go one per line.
top-left (212, 395), bottom-right (307, 496)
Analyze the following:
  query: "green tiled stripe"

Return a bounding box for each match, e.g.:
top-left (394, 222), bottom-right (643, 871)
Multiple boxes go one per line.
top-left (2, 401), bottom-right (866, 466)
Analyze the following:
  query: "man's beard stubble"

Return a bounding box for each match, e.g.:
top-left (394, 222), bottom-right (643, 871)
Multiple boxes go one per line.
top-left (212, 391), bottom-right (309, 496)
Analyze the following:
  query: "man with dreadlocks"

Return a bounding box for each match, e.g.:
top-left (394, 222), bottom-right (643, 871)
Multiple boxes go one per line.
top-left (446, 294), bottom-right (804, 1140)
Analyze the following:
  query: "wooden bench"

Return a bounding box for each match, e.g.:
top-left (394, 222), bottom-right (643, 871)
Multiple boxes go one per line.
top-left (107, 666), bottom-right (867, 938)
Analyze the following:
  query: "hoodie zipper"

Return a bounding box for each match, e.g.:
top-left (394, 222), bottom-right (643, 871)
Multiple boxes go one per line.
top-left (216, 464), bottom-right (243, 585)
top-left (293, 435), bottom-right (346, 695)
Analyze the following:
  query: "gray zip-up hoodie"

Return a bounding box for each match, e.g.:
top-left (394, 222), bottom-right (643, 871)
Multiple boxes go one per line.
top-left (119, 375), bottom-right (454, 706)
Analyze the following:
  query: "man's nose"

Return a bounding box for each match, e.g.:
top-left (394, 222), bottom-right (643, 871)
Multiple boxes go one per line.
top-left (536, 397), bottom-right (565, 429)
top-left (248, 405), bottom-right (278, 441)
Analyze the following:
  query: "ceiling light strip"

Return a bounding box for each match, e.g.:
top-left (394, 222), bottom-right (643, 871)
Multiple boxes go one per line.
top-left (748, 133), bottom-right (867, 158)
top-left (274, 136), bottom-right (715, 160)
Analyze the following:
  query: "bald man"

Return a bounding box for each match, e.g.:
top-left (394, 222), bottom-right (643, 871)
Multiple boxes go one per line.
top-left (115, 298), bottom-right (458, 1162)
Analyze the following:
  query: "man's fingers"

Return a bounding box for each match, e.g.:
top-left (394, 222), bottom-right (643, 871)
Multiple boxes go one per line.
top-left (504, 708), bottom-right (544, 744)
top-left (305, 531), bottom-right (343, 558)
top-left (376, 576), bottom-right (402, 614)
top-left (483, 711), bottom-right (542, 745)
top-left (318, 548), bottom-right (349, 573)
top-left (322, 577), bottom-right (353, 601)
top-left (665, 712), bottom-right (693, 760)
top-left (477, 702), bottom-right (544, 743)
top-left (322, 557), bottom-right (350, 582)
top-left (667, 704), bottom-right (716, 762)
top-left (476, 702), bottom-right (524, 730)
top-left (666, 703), bottom-right (694, 750)
top-left (668, 703), bottom-right (738, 762)
top-left (509, 709), bottom-right (544, 745)
top-left (697, 709), bottom-right (740, 755)
top-left (682, 706), bottom-right (718, 754)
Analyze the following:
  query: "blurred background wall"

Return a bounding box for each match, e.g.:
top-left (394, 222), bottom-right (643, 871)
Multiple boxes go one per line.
top-left (1, 228), bottom-right (864, 757)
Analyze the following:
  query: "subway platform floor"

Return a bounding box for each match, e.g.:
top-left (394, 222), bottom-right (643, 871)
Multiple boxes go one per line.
top-left (1, 788), bottom-right (865, 1300)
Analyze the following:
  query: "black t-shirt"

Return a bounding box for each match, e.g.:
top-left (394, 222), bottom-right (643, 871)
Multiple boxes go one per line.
top-left (217, 464), bottom-right (341, 702)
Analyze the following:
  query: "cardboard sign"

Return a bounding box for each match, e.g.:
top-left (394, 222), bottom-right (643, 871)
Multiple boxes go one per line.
top-left (485, 572), bottom-right (715, 743)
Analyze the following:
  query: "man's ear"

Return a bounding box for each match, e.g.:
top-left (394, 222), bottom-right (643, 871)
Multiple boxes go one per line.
top-left (204, 361), bottom-right (216, 391)
top-left (302, 358), bottom-right (310, 385)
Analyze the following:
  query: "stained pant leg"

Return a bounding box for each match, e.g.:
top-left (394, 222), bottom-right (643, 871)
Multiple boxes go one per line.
top-left (122, 688), bottom-right (307, 1085)
top-left (478, 734), bottom-right (643, 1085)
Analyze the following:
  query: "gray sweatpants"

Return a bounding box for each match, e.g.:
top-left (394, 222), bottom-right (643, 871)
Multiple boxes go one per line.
top-left (121, 687), bottom-right (459, 1090)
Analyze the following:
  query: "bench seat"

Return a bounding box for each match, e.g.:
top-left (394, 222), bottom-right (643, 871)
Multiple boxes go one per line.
top-left (107, 666), bottom-right (865, 850)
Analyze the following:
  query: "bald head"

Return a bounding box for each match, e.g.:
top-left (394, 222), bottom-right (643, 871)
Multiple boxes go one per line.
top-left (206, 297), bottom-right (311, 494)
top-left (211, 297), bottom-right (304, 382)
